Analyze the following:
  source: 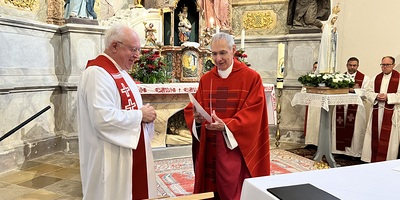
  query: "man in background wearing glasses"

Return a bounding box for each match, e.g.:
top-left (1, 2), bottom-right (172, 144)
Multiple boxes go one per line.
top-left (361, 56), bottom-right (400, 163)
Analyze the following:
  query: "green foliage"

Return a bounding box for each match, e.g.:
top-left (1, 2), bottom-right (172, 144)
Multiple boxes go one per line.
top-left (129, 49), bottom-right (171, 84)
top-left (298, 72), bottom-right (355, 89)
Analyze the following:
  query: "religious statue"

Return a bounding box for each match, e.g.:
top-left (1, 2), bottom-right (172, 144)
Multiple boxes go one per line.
top-left (178, 6), bottom-right (192, 43)
top-left (199, 0), bottom-right (231, 31)
top-left (144, 22), bottom-right (157, 46)
top-left (287, 0), bottom-right (330, 29)
top-left (134, 0), bottom-right (143, 8)
top-left (317, 4), bottom-right (340, 74)
top-left (201, 27), bottom-right (212, 47)
top-left (64, 0), bottom-right (97, 19)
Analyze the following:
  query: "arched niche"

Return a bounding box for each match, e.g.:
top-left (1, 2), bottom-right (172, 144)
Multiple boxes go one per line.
top-left (163, 0), bottom-right (199, 46)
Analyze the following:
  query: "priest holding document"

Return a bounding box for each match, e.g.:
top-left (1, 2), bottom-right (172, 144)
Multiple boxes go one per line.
top-left (184, 32), bottom-right (270, 200)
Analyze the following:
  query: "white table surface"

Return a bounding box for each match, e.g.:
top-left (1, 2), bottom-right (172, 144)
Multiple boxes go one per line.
top-left (241, 159), bottom-right (400, 200)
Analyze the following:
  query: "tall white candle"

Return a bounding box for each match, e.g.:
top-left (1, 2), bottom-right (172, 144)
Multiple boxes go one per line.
top-left (216, 25), bottom-right (220, 34)
top-left (241, 29), bottom-right (245, 49)
top-left (209, 17), bottom-right (214, 28)
top-left (277, 43), bottom-right (285, 88)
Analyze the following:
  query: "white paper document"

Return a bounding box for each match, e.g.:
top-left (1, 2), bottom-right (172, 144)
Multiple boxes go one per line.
top-left (188, 93), bottom-right (212, 123)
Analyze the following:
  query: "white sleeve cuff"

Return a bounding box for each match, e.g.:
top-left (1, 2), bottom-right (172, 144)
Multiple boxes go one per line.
top-left (222, 125), bottom-right (238, 149)
top-left (192, 121), bottom-right (200, 141)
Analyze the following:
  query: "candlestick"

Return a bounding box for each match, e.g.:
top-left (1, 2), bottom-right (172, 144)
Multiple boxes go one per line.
top-left (241, 29), bottom-right (245, 49)
top-left (209, 17), bottom-right (214, 28)
top-left (277, 43), bottom-right (285, 88)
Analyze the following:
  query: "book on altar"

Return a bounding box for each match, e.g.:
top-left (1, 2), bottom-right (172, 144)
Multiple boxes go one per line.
top-left (188, 93), bottom-right (212, 123)
top-left (267, 183), bottom-right (340, 200)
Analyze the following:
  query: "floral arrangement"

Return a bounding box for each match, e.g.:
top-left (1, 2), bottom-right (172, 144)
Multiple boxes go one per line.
top-left (234, 49), bottom-right (251, 67)
top-left (129, 49), bottom-right (171, 84)
top-left (298, 72), bottom-right (355, 89)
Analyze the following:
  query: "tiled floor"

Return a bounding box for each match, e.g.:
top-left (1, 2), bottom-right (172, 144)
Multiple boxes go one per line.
top-left (0, 152), bottom-right (82, 200)
top-left (0, 141), bottom-right (302, 200)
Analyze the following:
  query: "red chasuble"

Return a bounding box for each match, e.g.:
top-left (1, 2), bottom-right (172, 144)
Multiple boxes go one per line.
top-left (336, 71), bottom-right (365, 150)
top-left (86, 55), bottom-right (149, 199)
top-left (371, 70), bottom-right (399, 162)
top-left (184, 59), bottom-right (270, 199)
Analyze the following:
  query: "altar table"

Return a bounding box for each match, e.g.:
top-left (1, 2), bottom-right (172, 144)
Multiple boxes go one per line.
top-left (291, 92), bottom-right (363, 167)
top-left (137, 83), bottom-right (276, 125)
top-left (241, 159), bottom-right (400, 200)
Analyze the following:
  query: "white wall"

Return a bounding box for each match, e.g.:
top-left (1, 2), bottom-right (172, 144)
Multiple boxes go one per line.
top-left (334, 0), bottom-right (400, 78)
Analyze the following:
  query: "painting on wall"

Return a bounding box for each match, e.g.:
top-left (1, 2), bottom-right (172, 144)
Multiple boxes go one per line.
top-left (180, 49), bottom-right (199, 82)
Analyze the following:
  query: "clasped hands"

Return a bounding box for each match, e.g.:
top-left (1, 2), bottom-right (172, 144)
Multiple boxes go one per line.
top-left (376, 93), bottom-right (388, 102)
top-left (141, 103), bottom-right (157, 123)
top-left (194, 110), bottom-right (225, 131)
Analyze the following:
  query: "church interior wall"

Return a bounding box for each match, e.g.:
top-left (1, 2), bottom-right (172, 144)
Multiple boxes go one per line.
top-left (1, 0), bottom-right (400, 174)
top-left (0, 17), bottom-right (106, 174)
top-left (334, 0), bottom-right (400, 78)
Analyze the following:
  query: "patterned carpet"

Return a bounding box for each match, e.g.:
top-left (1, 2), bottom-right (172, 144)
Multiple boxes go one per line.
top-left (154, 149), bottom-right (317, 197)
top-left (155, 157), bottom-right (194, 197)
top-left (287, 145), bottom-right (366, 167)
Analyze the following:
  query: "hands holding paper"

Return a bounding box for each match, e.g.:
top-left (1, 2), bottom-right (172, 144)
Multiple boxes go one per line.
top-left (205, 110), bottom-right (225, 131)
top-left (189, 92), bottom-right (225, 131)
top-left (194, 109), bottom-right (225, 131)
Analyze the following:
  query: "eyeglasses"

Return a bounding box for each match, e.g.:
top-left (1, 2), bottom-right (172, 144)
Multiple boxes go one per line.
top-left (117, 41), bottom-right (141, 53)
top-left (380, 63), bottom-right (394, 67)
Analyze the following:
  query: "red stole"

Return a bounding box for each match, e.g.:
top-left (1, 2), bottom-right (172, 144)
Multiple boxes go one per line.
top-left (336, 71), bottom-right (365, 150)
top-left (86, 55), bottom-right (149, 199)
top-left (304, 106), bottom-right (309, 136)
top-left (371, 70), bottom-right (399, 162)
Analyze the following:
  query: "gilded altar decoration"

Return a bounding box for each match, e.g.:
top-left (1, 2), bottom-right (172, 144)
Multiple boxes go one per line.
top-left (130, 49), bottom-right (171, 84)
top-left (243, 10), bottom-right (276, 30)
top-left (200, 27), bottom-right (212, 47)
top-left (5, 0), bottom-right (36, 10)
top-left (46, 0), bottom-right (64, 25)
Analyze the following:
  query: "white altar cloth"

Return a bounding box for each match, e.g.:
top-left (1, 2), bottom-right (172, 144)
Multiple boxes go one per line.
top-left (137, 83), bottom-right (276, 124)
top-left (241, 159), bottom-right (400, 200)
top-left (291, 92), bottom-right (363, 111)
top-left (291, 92), bottom-right (364, 167)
